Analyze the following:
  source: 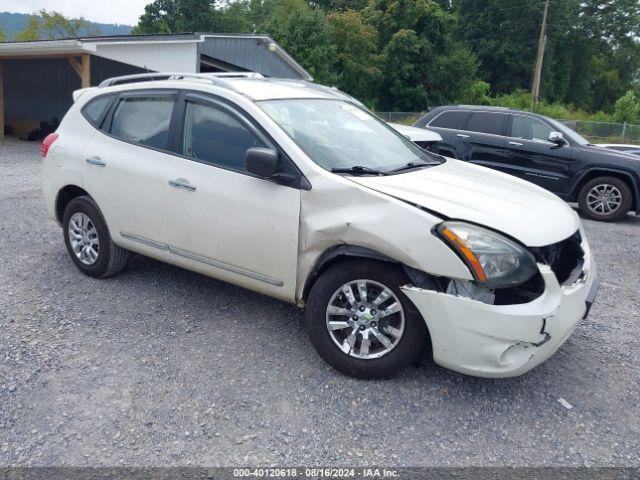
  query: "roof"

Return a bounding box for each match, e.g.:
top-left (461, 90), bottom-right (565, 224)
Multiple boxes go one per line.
top-left (92, 73), bottom-right (354, 102)
top-left (0, 33), bottom-right (311, 80)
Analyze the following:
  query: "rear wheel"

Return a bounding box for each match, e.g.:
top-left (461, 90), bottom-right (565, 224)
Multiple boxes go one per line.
top-left (62, 196), bottom-right (128, 278)
top-left (578, 176), bottom-right (632, 222)
top-left (306, 260), bottom-right (427, 379)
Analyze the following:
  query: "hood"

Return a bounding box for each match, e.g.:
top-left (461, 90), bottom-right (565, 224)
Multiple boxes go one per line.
top-left (348, 159), bottom-right (580, 247)
top-left (587, 144), bottom-right (640, 161)
top-left (389, 123), bottom-right (442, 143)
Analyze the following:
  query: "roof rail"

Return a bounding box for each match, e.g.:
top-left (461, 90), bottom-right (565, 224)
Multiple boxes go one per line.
top-left (98, 71), bottom-right (263, 89)
top-left (206, 72), bottom-right (264, 79)
top-left (98, 73), bottom-right (180, 87)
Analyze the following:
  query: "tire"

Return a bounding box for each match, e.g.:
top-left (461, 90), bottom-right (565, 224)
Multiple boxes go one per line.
top-left (577, 176), bottom-right (632, 222)
top-left (305, 260), bottom-right (427, 379)
top-left (62, 195), bottom-right (128, 278)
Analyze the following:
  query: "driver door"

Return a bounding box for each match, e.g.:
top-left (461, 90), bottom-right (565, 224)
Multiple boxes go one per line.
top-left (505, 114), bottom-right (575, 193)
top-left (164, 93), bottom-right (301, 301)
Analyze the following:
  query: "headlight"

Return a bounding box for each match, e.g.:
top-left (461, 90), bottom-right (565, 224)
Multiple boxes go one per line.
top-left (436, 221), bottom-right (538, 287)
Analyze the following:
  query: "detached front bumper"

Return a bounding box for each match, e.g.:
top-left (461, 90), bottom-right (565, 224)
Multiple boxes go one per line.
top-left (401, 248), bottom-right (598, 378)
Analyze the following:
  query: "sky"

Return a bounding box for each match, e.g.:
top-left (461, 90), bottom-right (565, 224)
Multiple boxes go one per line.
top-left (1, 0), bottom-right (151, 25)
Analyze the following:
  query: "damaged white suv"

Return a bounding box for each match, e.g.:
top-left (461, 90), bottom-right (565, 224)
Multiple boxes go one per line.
top-left (41, 73), bottom-right (598, 379)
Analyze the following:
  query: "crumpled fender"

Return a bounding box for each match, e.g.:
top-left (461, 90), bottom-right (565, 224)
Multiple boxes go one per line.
top-left (295, 173), bottom-right (473, 304)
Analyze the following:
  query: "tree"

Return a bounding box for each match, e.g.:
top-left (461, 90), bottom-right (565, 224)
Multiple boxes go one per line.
top-left (133, 0), bottom-right (220, 34)
top-left (0, 24), bottom-right (6, 42)
top-left (271, 9), bottom-right (337, 85)
top-left (613, 90), bottom-right (640, 125)
top-left (362, 0), bottom-right (475, 110)
top-left (311, 0), bottom-right (368, 11)
top-left (327, 10), bottom-right (380, 104)
top-left (16, 10), bottom-right (97, 41)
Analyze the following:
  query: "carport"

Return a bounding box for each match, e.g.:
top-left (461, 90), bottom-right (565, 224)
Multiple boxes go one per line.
top-left (0, 33), bottom-right (311, 142)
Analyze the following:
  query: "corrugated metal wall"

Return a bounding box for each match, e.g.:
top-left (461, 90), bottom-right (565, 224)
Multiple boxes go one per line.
top-left (4, 57), bottom-right (79, 127)
top-left (198, 37), bottom-right (302, 79)
top-left (94, 42), bottom-right (198, 73)
top-left (4, 56), bottom-right (144, 135)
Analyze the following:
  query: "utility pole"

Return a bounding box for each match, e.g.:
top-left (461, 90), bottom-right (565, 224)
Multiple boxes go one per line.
top-left (531, 0), bottom-right (549, 111)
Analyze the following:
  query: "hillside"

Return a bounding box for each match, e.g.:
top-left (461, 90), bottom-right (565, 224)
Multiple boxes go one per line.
top-left (0, 11), bottom-right (132, 40)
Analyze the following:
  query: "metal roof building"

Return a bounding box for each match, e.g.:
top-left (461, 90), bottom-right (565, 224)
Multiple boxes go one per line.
top-left (0, 33), bottom-right (311, 140)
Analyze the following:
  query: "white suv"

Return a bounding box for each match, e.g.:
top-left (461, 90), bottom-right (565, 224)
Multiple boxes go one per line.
top-left (41, 73), bottom-right (598, 379)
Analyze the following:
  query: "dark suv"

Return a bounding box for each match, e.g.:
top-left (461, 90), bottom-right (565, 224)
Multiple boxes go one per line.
top-left (414, 105), bottom-right (640, 221)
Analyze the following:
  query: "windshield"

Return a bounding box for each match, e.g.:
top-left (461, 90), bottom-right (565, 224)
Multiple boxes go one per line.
top-left (258, 99), bottom-right (442, 173)
top-left (547, 118), bottom-right (590, 146)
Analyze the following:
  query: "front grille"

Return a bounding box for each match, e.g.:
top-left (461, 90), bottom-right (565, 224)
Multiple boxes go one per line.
top-left (530, 230), bottom-right (585, 285)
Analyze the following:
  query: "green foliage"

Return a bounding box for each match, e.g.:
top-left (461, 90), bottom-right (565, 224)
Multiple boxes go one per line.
top-left (129, 0), bottom-right (640, 118)
top-left (327, 10), bottom-right (380, 104)
top-left (0, 23), bottom-right (5, 42)
top-left (271, 9), bottom-right (338, 86)
top-left (458, 80), bottom-right (491, 106)
top-left (312, 0), bottom-right (368, 11)
top-left (613, 91), bottom-right (640, 125)
top-left (133, 0), bottom-right (219, 34)
top-left (16, 9), bottom-right (98, 40)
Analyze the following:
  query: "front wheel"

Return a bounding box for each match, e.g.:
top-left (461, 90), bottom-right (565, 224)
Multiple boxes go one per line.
top-left (577, 176), bottom-right (632, 222)
top-left (305, 260), bottom-right (427, 379)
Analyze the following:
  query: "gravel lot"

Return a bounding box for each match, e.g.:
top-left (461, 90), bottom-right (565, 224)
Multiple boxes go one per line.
top-left (1, 138), bottom-right (639, 467)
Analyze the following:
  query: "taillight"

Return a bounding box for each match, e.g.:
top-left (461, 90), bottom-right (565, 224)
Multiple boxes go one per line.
top-left (42, 133), bottom-right (59, 159)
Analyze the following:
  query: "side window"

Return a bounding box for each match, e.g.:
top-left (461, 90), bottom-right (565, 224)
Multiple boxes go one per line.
top-left (110, 95), bottom-right (175, 150)
top-left (510, 115), bottom-right (553, 142)
top-left (467, 112), bottom-right (507, 136)
top-left (82, 95), bottom-right (114, 127)
top-left (182, 100), bottom-right (266, 171)
top-left (429, 111), bottom-right (470, 129)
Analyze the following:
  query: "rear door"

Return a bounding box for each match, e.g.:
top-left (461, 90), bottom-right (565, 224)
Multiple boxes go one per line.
top-left (505, 114), bottom-right (574, 193)
top-left (457, 111), bottom-right (509, 167)
top-left (422, 110), bottom-right (470, 156)
top-left (82, 90), bottom-right (179, 250)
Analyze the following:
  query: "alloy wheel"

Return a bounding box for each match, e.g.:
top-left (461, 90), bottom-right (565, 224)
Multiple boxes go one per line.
top-left (68, 212), bottom-right (100, 266)
top-left (325, 279), bottom-right (405, 360)
top-left (586, 184), bottom-right (622, 215)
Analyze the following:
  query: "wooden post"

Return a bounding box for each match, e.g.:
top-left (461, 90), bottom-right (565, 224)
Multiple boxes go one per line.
top-left (531, 0), bottom-right (549, 111)
top-left (0, 61), bottom-right (4, 143)
top-left (68, 54), bottom-right (91, 88)
top-left (81, 53), bottom-right (90, 88)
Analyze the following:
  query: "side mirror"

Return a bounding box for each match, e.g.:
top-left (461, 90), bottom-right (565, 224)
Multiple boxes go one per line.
top-left (245, 147), bottom-right (279, 177)
top-left (548, 131), bottom-right (566, 146)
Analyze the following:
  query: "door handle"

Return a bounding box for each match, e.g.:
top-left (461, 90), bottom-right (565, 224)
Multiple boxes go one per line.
top-left (86, 156), bottom-right (106, 167)
top-left (509, 141), bottom-right (524, 147)
top-left (169, 179), bottom-right (196, 192)
top-left (456, 134), bottom-right (470, 139)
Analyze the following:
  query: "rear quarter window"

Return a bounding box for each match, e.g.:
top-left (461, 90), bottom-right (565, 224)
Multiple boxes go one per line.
top-left (429, 111), bottom-right (470, 129)
top-left (109, 95), bottom-right (175, 150)
top-left (81, 95), bottom-right (115, 128)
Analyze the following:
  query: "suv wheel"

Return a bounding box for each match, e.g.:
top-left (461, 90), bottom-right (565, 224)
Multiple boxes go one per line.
top-left (306, 260), bottom-right (427, 379)
top-left (578, 176), bottom-right (632, 222)
top-left (62, 196), bottom-right (128, 278)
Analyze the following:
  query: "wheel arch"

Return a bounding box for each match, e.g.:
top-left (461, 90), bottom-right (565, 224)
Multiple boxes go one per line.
top-left (55, 185), bottom-right (91, 223)
top-left (571, 168), bottom-right (639, 211)
top-left (301, 244), bottom-right (442, 304)
top-left (302, 245), bottom-right (399, 303)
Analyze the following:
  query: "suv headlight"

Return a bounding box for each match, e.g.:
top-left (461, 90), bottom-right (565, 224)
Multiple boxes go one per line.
top-left (436, 221), bottom-right (538, 287)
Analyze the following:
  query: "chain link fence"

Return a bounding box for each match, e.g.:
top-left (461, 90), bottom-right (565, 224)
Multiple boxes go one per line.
top-left (376, 112), bottom-right (424, 125)
top-left (376, 112), bottom-right (640, 145)
top-left (560, 120), bottom-right (640, 144)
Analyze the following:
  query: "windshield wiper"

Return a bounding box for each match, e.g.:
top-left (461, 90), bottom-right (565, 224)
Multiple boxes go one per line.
top-left (331, 165), bottom-right (387, 176)
top-left (388, 160), bottom-right (439, 173)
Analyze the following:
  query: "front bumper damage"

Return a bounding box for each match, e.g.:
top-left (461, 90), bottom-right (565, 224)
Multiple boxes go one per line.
top-left (401, 250), bottom-right (598, 378)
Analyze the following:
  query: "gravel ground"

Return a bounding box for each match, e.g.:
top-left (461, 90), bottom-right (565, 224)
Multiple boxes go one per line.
top-left (1, 138), bottom-right (639, 467)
